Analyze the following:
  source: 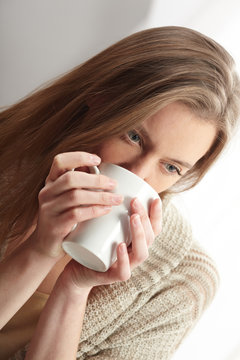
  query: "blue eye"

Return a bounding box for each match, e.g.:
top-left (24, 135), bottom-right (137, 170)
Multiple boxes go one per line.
top-left (127, 130), bottom-right (141, 144)
top-left (164, 163), bottom-right (181, 176)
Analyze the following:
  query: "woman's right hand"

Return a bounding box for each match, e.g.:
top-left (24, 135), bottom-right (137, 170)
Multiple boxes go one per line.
top-left (32, 152), bottom-right (123, 259)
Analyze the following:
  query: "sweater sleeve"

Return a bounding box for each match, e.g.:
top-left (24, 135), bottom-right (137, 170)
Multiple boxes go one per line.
top-left (80, 242), bottom-right (219, 360)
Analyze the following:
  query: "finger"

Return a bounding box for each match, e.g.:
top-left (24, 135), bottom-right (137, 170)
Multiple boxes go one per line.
top-left (98, 243), bottom-right (131, 284)
top-left (149, 198), bottom-right (162, 237)
top-left (131, 198), bottom-right (155, 246)
top-left (115, 243), bottom-right (131, 281)
top-left (128, 214), bottom-right (149, 270)
top-left (47, 171), bottom-right (118, 198)
top-left (47, 152), bottom-right (101, 183)
top-left (46, 189), bottom-right (123, 214)
top-left (56, 204), bottom-right (113, 234)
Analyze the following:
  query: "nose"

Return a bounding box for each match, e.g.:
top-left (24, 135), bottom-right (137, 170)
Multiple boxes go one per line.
top-left (119, 155), bottom-right (154, 182)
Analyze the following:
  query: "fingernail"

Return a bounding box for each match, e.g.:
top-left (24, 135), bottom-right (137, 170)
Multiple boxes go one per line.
top-left (91, 155), bottom-right (101, 164)
top-left (108, 179), bottom-right (118, 188)
top-left (119, 243), bottom-right (126, 254)
top-left (156, 199), bottom-right (162, 211)
top-left (112, 195), bottom-right (124, 204)
top-left (103, 206), bottom-right (112, 212)
top-left (132, 214), bottom-right (141, 226)
top-left (133, 198), bottom-right (140, 210)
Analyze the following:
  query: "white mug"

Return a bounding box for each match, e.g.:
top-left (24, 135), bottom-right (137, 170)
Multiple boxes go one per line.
top-left (62, 163), bottom-right (160, 272)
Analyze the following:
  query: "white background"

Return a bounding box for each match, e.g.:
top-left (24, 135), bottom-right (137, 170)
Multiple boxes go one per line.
top-left (1, 1), bottom-right (240, 359)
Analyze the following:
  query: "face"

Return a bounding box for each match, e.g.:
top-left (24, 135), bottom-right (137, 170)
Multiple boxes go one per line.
top-left (97, 102), bottom-right (217, 194)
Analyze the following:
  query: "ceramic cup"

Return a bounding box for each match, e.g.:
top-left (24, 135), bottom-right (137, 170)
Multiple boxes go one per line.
top-left (62, 163), bottom-right (160, 272)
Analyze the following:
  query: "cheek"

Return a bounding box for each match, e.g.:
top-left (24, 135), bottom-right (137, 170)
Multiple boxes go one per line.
top-left (152, 177), bottom-right (180, 194)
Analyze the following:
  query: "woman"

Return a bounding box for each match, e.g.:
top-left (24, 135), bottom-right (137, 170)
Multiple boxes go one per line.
top-left (0, 26), bottom-right (239, 359)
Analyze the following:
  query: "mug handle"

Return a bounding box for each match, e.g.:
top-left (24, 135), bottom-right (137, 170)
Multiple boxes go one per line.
top-left (71, 165), bottom-right (100, 175)
top-left (88, 165), bottom-right (100, 175)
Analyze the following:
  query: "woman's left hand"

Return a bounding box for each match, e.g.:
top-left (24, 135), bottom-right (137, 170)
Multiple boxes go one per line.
top-left (59, 197), bottom-right (162, 293)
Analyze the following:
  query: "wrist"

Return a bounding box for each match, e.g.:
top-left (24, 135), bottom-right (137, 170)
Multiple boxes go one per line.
top-left (26, 229), bottom-right (65, 263)
top-left (57, 268), bottom-right (92, 300)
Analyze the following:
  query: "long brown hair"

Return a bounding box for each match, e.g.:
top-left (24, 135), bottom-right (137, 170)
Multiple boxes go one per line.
top-left (0, 26), bottom-right (240, 252)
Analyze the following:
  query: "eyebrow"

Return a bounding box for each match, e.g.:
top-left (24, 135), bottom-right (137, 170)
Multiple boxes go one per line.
top-left (137, 125), bottom-right (194, 170)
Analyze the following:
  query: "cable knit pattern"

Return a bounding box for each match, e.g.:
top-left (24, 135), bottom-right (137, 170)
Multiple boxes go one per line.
top-left (8, 198), bottom-right (219, 360)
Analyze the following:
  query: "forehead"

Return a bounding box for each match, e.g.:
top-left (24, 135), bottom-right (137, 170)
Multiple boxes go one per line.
top-left (142, 102), bottom-right (217, 164)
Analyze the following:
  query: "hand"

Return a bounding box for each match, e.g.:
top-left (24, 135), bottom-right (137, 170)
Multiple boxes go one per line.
top-left (31, 152), bottom-right (124, 259)
top-left (59, 197), bottom-right (162, 291)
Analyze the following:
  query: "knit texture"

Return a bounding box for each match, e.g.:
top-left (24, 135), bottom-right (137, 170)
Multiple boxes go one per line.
top-left (9, 197), bottom-right (219, 360)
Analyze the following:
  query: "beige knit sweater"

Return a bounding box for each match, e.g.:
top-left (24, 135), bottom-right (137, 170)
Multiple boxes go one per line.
top-left (11, 197), bottom-right (219, 360)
